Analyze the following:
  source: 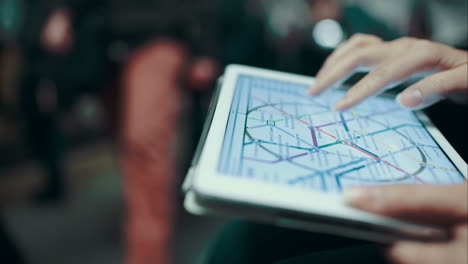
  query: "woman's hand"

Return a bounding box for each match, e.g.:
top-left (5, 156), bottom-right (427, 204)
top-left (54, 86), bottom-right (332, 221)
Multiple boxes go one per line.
top-left (345, 184), bottom-right (468, 264)
top-left (308, 34), bottom-right (468, 110)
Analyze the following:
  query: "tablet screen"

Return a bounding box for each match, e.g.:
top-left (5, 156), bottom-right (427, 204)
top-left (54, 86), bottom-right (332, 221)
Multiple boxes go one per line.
top-left (217, 74), bottom-right (465, 193)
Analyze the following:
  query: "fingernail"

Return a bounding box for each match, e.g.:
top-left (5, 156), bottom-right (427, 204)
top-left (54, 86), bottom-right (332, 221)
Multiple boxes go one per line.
top-left (316, 70), bottom-right (325, 79)
top-left (344, 188), bottom-right (369, 204)
top-left (397, 90), bottom-right (423, 108)
top-left (333, 97), bottom-right (350, 110)
top-left (344, 187), bottom-right (379, 210)
top-left (307, 85), bottom-right (321, 95)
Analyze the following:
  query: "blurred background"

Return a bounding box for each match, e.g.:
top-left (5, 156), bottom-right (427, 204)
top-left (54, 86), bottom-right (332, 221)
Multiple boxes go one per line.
top-left (0, 0), bottom-right (466, 263)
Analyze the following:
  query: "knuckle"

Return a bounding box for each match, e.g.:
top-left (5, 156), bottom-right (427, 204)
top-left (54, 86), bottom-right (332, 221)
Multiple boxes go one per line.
top-left (357, 72), bottom-right (387, 94)
top-left (415, 39), bottom-right (436, 52)
top-left (405, 40), bottom-right (438, 62)
top-left (342, 52), bottom-right (366, 69)
top-left (349, 52), bottom-right (366, 65)
top-left (349, 33), bottom-right (380, 46)
top-left (393, 37), bottom-right (419, 50)
top-left (350, 33), bottom-right (368, 40)
top-left (395, 36), bottom-right (416, 44)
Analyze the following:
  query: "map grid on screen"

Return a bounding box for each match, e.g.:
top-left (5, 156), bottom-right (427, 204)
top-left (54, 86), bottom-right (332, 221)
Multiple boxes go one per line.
top-left (217, 74), bottom-right (465, 193)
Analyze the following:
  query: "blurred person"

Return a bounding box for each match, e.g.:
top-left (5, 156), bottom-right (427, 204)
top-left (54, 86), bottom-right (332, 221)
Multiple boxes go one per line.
top-left (18, 0), bottom-right (106, 201)
top-left (113, 1), bottom-right (220, 263)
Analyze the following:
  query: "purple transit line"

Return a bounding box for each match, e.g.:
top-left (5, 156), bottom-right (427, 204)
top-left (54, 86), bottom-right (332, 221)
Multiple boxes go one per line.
top-left (310, 127), bottom-right (318, 147)
top-left (243, 157), bottom-right (278, 164)
top-left (314, 107), bottom-right (401, 129)
top-left (244, 152), bottom-right (308, 164)
top-left (287, 152), bottom-right (308, 160)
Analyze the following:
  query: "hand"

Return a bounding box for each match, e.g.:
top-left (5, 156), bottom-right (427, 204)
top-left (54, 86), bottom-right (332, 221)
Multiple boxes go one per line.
top-left (307, 34), bottom-right (468, 110)
top-left (344, 184), bottom-right (468, 264)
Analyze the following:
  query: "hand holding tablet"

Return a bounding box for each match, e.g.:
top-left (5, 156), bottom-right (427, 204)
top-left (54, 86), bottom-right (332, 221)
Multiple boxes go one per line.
top-left (308, 35), bottom-right (468, 264)
top-left (184, 62), bottom-right (466, 243)
top-left (346, 184), bottom-right (468, 264)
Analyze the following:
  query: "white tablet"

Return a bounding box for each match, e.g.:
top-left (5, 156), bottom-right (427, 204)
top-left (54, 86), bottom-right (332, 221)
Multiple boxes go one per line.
top-left (184, 64), bottom-right (467, 242)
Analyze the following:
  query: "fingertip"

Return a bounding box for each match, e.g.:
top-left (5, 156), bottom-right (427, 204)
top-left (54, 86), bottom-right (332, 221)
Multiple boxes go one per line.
top-left (386, 242), bottom-right (422, 264)
top-left (396, 90), bottom-right (423, 109)
top-left (395, 93), bottom-right (404, 107)
top-left (305, 87), bottom-right (316, 95)
top-left (333, 98), bottom-right (350, 111)
top-left (332, 103), bottom-right (344, 111)
top-left (343, 187), bottom-right (373, 208)
top-left (397, 89), bottom-right (443, 110)
top-left (307, 84), bottom-right (323, 96)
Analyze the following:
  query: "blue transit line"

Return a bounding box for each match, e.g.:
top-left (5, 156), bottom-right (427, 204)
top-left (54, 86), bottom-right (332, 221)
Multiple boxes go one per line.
top-left (352, 144), bottom-right (380, 158)
top-left (248, 124), bottom-right (269, 129)
top-left (272, 126), bottom-right (315, 148)
top-left (335, 165), bottom-right (366, 178)
top-left (334, 166), bottom-right (366, 191)
top-left (288, 172), bottom-right (323, 185)
top-left (272, 125), bottom-right (295, 138)
top-left (319, 173), bottom-right (326, 191)
top-left (328, 158), bottom-right (366, 173)
top-left (340, 112), bottom-right (350, 132)
top-left (288, 158), bottom-right (366, 184)
top-left (335, 174), bottom-right (343, 191)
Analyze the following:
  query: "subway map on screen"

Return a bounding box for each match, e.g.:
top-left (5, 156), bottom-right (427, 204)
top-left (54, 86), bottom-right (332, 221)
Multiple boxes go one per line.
top-left (217, 74), bottom-right (465, 193)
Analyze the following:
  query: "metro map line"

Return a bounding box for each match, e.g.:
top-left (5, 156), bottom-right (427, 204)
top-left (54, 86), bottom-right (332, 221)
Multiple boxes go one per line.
top-left (218, 75), bottom-right (465, 193)
top-left (250, 96), bottom-right (427, 184)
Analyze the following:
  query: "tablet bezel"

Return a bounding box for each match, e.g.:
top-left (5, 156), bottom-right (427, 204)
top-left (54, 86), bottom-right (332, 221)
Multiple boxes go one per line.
top-left (192, 64), bottom-right (467, 231)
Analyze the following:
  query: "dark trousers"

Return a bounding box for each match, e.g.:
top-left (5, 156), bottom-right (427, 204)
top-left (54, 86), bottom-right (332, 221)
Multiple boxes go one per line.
top-left (205, 220), bottom-right (388, 264)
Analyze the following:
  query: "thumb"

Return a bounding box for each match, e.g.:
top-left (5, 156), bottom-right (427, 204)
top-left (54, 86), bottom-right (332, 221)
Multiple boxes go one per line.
top-left (396, 64), bottom-right (468, 109)
top-left (344, 184), bottom-right (468, 225)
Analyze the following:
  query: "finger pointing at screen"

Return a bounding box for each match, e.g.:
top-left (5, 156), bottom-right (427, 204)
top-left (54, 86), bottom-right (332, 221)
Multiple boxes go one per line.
top-left (308, 35), bottom-right (468, 111)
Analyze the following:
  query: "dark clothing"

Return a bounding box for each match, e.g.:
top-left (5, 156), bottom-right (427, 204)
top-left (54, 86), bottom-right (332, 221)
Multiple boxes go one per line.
top-left (205, 220), bottom-right (388, 264)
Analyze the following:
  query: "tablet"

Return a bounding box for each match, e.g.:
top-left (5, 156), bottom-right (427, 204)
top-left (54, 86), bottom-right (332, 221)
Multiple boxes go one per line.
top-left (184, 65), bottom-right (467, 242)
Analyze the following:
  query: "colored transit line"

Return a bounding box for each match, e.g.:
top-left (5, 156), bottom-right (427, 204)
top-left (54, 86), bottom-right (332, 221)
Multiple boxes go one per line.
top-left (244, 123), bottom-right (427, 152)
top-left (310, 127), bottom-right (319, 147)
top-left (339, 112), bottom-right (350, 133)
top-left (252, 96), bottom-right (426, 184)
top-left (253, 97), bottom-right (310, 126)
top-left (248, 112), bottom-right (327, 125)
top-left (289, 158), bottom-right (367, 185)
top-left (316, 127), bottom-right (426, 184)
top-left (314, 107), bottom-right (401, 129)
top-left (244, 152), bottom-right (308, 164)
top-left (350, 110), bottom-right (458, 173)
top-left (373, 133), bottom-right (458, 172)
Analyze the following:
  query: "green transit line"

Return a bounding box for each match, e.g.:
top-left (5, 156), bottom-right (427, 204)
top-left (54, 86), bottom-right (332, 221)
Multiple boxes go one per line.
top-left (247, 111), bottom-right (331, 124)
top-left (256, 139), bottom-right (318, 151)
top-left (242, 123), bottom-right (422, 149)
